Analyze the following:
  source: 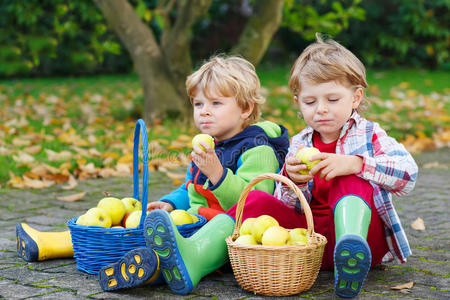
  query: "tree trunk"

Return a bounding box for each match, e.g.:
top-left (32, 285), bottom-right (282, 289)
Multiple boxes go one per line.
top-left (231, 0), bottom-right (284, 66)
top-left (93, 0), bottom-right (188, 124)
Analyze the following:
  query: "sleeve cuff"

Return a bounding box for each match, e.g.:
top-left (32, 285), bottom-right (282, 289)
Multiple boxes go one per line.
top-left (208, 168), bottom-right (228, 191)
top-left (160, 199), bottom-right (175, 209)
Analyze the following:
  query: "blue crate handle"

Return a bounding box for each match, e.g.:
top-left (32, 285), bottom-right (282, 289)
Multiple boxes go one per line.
top-left (132, 119), bottom-right (149, 228)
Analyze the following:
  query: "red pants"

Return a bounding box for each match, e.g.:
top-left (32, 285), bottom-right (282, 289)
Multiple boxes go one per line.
top-left (226, 175), bottom-right (389, 270)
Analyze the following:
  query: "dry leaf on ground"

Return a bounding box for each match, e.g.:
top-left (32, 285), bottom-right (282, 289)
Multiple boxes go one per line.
top-left (411, 217), bottom-right (425, 231)
top-left (390, 281), bottom-right (414, 290)
top-left (61, 175), bottom-right (78, 190)
top-left (56, 192), bottom-right (86, 202)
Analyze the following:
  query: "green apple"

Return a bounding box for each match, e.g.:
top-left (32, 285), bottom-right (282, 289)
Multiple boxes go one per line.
top-left (239, 217), bottom-right (256, 236)
top-left (97, 197), bottom-right (126, 226)
top-left (192, 134), bottom-right (215, 152)
top-left (170, 209), bottom-right (194, 225)
top-left (261, 226), bottom-right (290, 246)
top-left (295, 147), bottom-right (321, 175)
top-left (235, 234), bottom-right (258, 245)
top-left (81, 207), bottom-right (112, 227)
top-left (251, 215), bottom-right (279, 243)
top-left (121, 197), bottom-right (142, 214)
top-left (287, 228), bottom-right (309, 245)
top-left (124, 210), bottom-right (142, 228)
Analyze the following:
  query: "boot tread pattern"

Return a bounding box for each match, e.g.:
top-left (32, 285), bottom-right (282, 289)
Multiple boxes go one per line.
top-left (334, 234), bottom-right (371, 298)
top-left (98, 247), bottom-right (157, 291)
top-left (144, 210), bottom-right (193, 295)
top-left (16, 223), bottom-right (39, 262)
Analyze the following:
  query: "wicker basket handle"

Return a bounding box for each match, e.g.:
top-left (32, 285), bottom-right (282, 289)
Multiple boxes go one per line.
top-left (132, 119), bottom-right (149, 227)
top-left (232, 173), bottom-right (314, 240)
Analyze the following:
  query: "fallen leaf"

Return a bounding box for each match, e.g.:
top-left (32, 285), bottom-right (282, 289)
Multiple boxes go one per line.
top-left (61, 174), bottom-right (78, 190)
top-left (411, 217), bottom-right (425, 231)
top-left (390, 281), bottom-right (414, 290)
top-left (56, 192), bottom-right (86, 202)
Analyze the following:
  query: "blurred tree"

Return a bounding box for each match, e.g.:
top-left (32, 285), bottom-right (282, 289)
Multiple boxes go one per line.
top-left (93, 0), bottom-right (284, 124)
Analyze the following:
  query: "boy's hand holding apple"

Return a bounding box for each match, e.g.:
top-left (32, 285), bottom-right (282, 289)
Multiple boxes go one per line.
top-left (309, 153), bottom-right (363, 181)
top-left (191, 134), bottom-right (224, 185)
top-left (146, 201), bottom-right (174, 212)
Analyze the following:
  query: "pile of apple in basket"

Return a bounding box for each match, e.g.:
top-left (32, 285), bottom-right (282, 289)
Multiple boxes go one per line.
top-left (226, 173), bottom-right (327, 297)
top-left (76, 196), bottom-right (200, 229)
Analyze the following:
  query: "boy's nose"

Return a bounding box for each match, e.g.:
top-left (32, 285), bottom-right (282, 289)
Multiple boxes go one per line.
top-left (200, 106), bottom-right (211, 116)
top-left (316, 101), bottom-right (328, 113)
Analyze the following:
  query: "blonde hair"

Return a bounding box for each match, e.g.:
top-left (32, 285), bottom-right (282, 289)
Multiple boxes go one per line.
top-left (289, 34), bottom-right (369, 112)
top-left (186, 55), bottom-right (265, 126)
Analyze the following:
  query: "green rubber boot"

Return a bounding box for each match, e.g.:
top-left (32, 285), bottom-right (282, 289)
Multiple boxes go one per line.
top-left (144, 210), bottom-right (235, 295)
top-left (333, 195), bottom-right (372, 298)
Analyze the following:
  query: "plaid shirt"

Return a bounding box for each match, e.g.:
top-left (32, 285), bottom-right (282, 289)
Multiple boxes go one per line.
top-left (275, 112), bottom-right (418, 263)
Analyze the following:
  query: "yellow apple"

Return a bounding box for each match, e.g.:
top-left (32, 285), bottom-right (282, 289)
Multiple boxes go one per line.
top-left (251, 215), bottom-right (279, 243)
top-left (295, 147), bottom-right (321, 175)
top-left (170, 209), bottom-right (194, 225)
top-left (76, 214), bottom-right (88, 225)
top-left (97, 197), bottom-right (126, 226)
top-left (190, 214), bottom-right (199, 223)
top-left (288, 228), bottom-right (309, 245)
top-left (261, 226), bottom-right (290, 246)
top-left (239, 218), bottom-right (256, 236)
top-left (192, 134), bottom-right (215, 152)
top-left (235, 234), bottom-right (258, 245)
top-left (125, 210), bottom-right (142, 228)
top-left (81, 207), bottom-right (112, 227)
top-left (111, 225), bottom-right (124, 229)
top-left (121, 197), bottom-right (142, 214)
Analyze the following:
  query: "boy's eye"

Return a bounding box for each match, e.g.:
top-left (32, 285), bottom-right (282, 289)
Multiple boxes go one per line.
top-left (329, 98), bottom-right (339, 102)
top-left (212, 101), bottom-right (222, 105)
top-left (193, 102), bottom-right (203, 107)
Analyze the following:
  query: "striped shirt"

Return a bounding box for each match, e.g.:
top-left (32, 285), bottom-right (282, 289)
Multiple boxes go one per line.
top-left (275, 112), bottom-right (418, 263)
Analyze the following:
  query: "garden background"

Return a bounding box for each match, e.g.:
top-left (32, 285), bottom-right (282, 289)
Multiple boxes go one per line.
top-left (1, 0), bottom-right (449, 190)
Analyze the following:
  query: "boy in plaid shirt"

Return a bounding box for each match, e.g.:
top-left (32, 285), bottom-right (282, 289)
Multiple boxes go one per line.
top-left (227, 35), bottom-right (418, 298)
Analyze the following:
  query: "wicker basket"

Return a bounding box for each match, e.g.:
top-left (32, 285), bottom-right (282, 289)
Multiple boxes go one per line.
top-left (67, 119), bottom-right (206, 274)
top-left (225, 173), bottom-right (327, 296)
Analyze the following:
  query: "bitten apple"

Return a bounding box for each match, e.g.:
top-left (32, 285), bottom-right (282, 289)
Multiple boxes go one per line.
top-left (97, 197), bottom-right (126, 226)
top-left (121, 197), bottom-right (142, 214)
top-left (192, 134), bottom-right (215, 152)
top-left (295, 147), bottom-right (321, 175)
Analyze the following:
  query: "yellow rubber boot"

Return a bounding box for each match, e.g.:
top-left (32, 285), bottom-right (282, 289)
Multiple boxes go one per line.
top-left (16, 223), bottom-right (74, 261)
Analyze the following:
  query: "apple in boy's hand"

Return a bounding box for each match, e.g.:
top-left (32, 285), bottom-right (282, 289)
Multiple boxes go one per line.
top-left (251, 215), bottom-right (279, 243)
top-left (121, 197), bottom-right (142, 213)
top-left (170, 209), bottom-right (194, 225)
top-left (235, 234), bottom-right (258, 245)
top-left (288, 228), bottom-right (309, 245)
top-left (97, 197), bottom-right (126, 226)
top-left (261, 226), bottom-right (290, 246)
top-left (80, 207), bottom-right (112, 227)
top-left (192, 134), bottom-right (215, 152)
top-left (124, 211), bottom-right (142, 228)
top-left (295, 147), bottom-right (321, 175)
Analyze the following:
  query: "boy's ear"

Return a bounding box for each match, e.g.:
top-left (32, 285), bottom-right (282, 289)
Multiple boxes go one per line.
top-left (293, 95), bottom-right (299, 104)
top-left (241, 101), bottom-right (255, 119)
top-left (352, 88), bottom-right (363, 109)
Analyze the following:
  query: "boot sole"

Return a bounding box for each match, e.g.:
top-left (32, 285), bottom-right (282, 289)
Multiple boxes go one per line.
top-left (98, 247), bottom-right (158, 291)
top-left (16, 223), bottom-right (39, 262)
top-left (144, 210), bottom-right (193, 295)
top-left (334, 234), bottom-right (371, 298)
